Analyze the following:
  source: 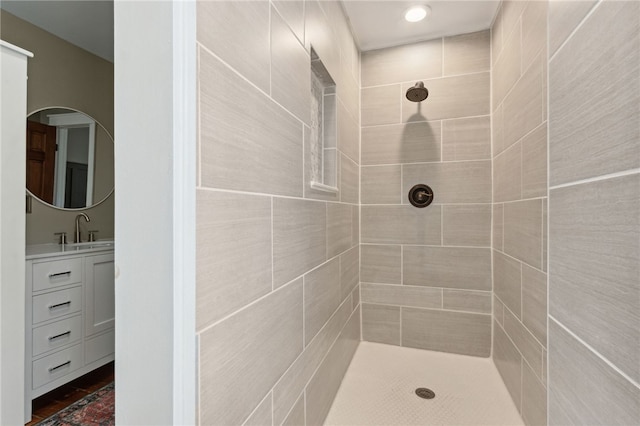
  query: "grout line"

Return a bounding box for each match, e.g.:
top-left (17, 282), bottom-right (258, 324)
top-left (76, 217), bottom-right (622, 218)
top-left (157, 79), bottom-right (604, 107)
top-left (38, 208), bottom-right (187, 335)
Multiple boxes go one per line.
top-left (195, 186), bottom-right (358, 206)
top-left (549, 168), bottom-right (640, 191)
top-left (268, 4), bottom-right (272, 97)
top-left (549, 0), bottom-right (603, 63)
top-left (360, 69), bottom-right (490, 90)
top-left (549, 316), bottom-right (640, 390)
top-left (361, 242), bottom-right (493, 250)
top-left (271, 197), bottom-right (275, 292)
top-left (197, 42), bottom-right (306, 126)
top-left (361, 158), bottom-right (491, 167)
top-left (362, 114), bottom-right (491, 130)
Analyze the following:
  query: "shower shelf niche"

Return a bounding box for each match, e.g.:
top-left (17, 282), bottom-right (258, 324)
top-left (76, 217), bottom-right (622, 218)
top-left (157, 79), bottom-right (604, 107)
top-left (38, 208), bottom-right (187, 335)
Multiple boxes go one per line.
top-left (309, 47), bottom-right (338, 194)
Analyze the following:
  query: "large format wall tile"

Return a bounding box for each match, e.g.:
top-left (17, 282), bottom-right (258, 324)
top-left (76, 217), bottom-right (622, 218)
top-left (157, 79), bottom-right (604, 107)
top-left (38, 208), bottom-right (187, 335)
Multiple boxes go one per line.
top-left (361, 244), bottom-right (401, 284)
top-left (361, 121), bottom-right (441, 165)
top-left (282, 394), bottom-right (305, 426)
top-left (522, 264), bottom-right (547, 346)
top-left (549, 1), bottom-right (640, 186)
top-left (362, 303), bottom-right (400, 345)
top-left (441, 116), bottom-right (491, 161)
top-left (494, 250), bottom-right (522, 318)
top-left (361, 85), bottom-right (400, 126)
top-left (199, 281), bottom-right (303, 426)
top-left (493, 142), bottom-right (522, 202)
top-left (361, 165), bottom-right (401, 204)
top-left (403, 161), bottom-right (492, 204)
top-left (550, 174), bottom-right (640, 382)
top-left (272, 299), bottom-right (352, 425)
top-left (402, 308), bottom-right (491, 357)
top-left (402, 73), bottom-right (490, 122)
top-left (273, 198), bottom-right (326, 287)
top-left (522, 361), bottom-right (547, 426)
top-left (493, 21), bottom-right (521, 107)
top-left (200, 51), bottom-right (303, 197)
top-left (361, 283), bottom-right (442, 310)
top-left (494, 322), bottom-right (522, 412)
top-left (196, 191), bottom-right (272, 330)
top-left (443, 30), bottom-right (490, 76)
top-left (493, 204), bottom-right (504, 251)
top-left (338, 100), bottom-right (360, 163)
top-left (306, 309), bottom-right (360, 425)
top-left (503, 56), bottom-right (544, 150)
top-left (197, 1), bottom-right (270, 92)
top-left (327, 202), bottom-right (352, 258)
top-left (361, 205), bottom-right (441, 245)
top-left (549, 320), bottom-right (640, 424)
top-left (403, 246), bottom-right (491, 291)
top-left (244, 394), bottom-right (272, 426)
top-left (361, 39), bottom-right (442, 87)
top-left (442, 289), bottom-right (491, 314)
top-left (442, 204), bottom-right (491, 247)
top-left (340, 154), bottom-right (359, 204)
top-left (304, 258), bottom-right (341, 345)
top-left (521, 0), bottom-right (547, 71)
top-left (504, 199), bottom-right (543, 269)
top-left (521, 124), bottom-right (547, 199)
top-left (271, 6), bottom-right (310, 124)
top-left (340, 246), bottom-right (359, 300)
top-left (272, 0), bottom-right (304, 43)
top-left (504, 309), bottom-right (544, 380)
top-left (548, 0), bottom-right (598, 57)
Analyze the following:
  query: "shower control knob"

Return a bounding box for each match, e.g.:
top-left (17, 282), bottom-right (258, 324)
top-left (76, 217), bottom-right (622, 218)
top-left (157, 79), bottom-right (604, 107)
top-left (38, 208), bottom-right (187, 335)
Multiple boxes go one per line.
top-left (408, 184), bottom-right (434, 208)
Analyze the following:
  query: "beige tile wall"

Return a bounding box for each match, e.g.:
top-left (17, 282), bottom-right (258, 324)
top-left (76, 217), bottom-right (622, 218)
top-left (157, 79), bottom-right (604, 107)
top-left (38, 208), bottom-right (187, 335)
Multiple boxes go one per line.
top-left (196, 1), bottom-right (360, 424)
top-left (548, 1), bottom-right (640, 424)
top-left (491, 1), bottom-right (548, 424)
top-left (360, 30), bottom-right (493, 358)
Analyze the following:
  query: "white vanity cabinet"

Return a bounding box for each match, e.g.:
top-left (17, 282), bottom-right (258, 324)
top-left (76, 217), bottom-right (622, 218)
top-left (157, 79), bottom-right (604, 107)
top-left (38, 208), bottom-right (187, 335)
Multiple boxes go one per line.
top-left (25, 245), bottom-right (115, 414)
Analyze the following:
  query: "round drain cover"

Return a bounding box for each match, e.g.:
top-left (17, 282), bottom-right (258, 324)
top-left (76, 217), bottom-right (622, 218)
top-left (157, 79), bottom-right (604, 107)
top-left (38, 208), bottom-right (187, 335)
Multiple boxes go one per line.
top-left (415, 388), bottom-right (435, 399)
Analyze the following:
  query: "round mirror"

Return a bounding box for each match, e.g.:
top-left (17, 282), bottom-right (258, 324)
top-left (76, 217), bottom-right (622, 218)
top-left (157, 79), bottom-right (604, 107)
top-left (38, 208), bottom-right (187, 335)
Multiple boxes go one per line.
top-left (26, 108), bottom-right (114, 210)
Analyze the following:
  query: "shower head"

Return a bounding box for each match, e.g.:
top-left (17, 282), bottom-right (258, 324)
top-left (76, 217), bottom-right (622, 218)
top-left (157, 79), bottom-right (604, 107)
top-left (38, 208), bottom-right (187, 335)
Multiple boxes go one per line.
top-left (406, 81), bottom-right (429, 102)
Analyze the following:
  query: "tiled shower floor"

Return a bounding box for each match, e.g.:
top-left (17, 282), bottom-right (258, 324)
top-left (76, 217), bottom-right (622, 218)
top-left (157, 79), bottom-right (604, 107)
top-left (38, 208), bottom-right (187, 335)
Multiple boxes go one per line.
top-left (325, 342), bottom-right (524, 426)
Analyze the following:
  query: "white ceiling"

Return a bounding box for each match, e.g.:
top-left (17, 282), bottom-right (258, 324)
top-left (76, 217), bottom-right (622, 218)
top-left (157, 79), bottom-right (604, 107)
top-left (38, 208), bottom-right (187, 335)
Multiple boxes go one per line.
top-left (342, 0), bottom-right (500, 51)
top-left (0, 0), bottom-right (114, 62)
top-left (0, 0), bottom-right (498, 61)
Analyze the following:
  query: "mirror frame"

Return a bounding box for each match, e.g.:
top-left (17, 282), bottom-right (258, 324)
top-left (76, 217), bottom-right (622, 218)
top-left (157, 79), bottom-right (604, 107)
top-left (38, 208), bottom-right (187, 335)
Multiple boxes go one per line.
top-left (26, 106), bottom-right (114, 211)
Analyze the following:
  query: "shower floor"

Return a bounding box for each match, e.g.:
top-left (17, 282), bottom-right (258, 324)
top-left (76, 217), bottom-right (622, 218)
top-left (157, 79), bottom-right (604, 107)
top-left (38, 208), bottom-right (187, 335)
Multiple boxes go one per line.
top-left (325, 342), bottom-right (524, 426)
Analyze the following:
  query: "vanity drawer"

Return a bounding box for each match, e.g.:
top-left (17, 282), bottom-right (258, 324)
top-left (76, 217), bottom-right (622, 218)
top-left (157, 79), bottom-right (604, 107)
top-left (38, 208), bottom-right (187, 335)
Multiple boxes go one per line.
top-left (33, 258), bottom-right (83, 292)
top-left (33, 286), bottom-right (82, 324)
top-left (32, 343), bottom-right (83, 389)
top-left (32, 315), bottom-right (82, 357)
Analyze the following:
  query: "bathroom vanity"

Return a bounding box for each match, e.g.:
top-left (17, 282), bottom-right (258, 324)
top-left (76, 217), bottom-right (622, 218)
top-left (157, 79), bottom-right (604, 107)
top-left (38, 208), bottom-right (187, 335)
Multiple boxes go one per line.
top-left (25, 242), bottom-right (114, 416)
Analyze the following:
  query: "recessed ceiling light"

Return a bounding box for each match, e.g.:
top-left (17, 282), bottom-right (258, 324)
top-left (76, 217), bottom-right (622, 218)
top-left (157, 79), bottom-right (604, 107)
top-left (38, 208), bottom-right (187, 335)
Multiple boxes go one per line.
top-left (405, 5), bottom-right (431, 23)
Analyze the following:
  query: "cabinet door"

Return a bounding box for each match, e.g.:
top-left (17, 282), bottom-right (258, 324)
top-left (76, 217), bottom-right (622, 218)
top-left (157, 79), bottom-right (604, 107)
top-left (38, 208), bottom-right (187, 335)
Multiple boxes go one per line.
top-left (84, 253), bottom-right (115, 336)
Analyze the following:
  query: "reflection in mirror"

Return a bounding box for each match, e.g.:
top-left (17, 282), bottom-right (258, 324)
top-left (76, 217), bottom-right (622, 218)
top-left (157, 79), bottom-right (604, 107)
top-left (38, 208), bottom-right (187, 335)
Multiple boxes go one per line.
top-left (26, 108), bottom-right (114, 210)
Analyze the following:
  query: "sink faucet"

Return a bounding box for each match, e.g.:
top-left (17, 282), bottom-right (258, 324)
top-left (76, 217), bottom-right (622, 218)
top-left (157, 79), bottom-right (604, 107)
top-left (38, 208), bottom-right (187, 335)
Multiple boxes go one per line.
top-left (74, 213), bottom-right (90, 243)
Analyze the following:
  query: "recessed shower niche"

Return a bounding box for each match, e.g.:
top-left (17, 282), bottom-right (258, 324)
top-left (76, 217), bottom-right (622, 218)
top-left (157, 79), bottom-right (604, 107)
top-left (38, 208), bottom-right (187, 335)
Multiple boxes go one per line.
top-left (309, 48), bottom-right (338, 192)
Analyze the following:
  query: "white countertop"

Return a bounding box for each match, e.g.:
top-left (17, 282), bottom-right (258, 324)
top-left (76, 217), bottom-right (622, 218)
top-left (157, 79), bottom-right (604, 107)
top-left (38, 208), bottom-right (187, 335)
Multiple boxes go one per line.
top-left (26, 241), bottom-right (114, 260)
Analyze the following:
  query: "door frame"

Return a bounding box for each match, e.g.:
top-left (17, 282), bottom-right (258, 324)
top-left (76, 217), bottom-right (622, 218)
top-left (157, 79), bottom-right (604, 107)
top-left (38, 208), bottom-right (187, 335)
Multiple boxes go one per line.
top-left (114, 1), bottom-right (196, 424)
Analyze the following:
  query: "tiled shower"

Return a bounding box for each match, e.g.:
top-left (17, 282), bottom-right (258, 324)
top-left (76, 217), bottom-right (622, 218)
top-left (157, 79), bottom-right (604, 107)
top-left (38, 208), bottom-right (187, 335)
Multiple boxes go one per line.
top-left (195, 1), bottom-right (639, 425)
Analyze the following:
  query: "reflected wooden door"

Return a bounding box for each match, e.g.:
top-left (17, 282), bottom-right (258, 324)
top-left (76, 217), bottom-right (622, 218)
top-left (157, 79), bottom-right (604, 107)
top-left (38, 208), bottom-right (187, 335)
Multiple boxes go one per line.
top-left (26, 121), bottom-right (56, 203)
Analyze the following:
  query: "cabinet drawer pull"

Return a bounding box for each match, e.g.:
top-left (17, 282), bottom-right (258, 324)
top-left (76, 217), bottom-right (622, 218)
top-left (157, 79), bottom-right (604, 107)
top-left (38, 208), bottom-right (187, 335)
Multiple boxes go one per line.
top-left (48, 360), bottom-right (71, 372)
top-left (48, 301), bottom-right (72, 310)
top-left (48, 271), bottom-right (72, 278)
top-left (48, 331), bottom-right (72, 341)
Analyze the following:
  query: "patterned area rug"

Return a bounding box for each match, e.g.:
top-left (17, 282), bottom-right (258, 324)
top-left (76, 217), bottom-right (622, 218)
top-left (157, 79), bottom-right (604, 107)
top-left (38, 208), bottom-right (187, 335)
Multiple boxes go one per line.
top-left (38, 382), bottom-right (114, 426)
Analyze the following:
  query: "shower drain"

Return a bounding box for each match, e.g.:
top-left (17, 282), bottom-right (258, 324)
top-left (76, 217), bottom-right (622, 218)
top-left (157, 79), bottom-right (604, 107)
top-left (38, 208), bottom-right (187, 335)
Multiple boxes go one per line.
top-left (415, 388), bottom-right (436, 399)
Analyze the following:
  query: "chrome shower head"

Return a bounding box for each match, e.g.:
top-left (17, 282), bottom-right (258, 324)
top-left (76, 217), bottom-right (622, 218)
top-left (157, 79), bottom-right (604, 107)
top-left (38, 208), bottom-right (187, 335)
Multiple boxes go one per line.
top-left (406, 81), bottom-right (429, 102)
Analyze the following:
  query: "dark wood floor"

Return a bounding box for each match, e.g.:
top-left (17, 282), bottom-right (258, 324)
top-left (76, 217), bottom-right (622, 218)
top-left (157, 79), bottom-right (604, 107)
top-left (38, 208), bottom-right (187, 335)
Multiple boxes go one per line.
top-left (26, 361), bottom-right (114, 425)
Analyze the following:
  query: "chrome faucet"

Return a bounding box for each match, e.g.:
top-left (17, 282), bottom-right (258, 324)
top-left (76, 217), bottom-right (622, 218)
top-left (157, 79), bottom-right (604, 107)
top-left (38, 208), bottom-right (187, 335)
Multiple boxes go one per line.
top-left (74, 213), bottom-right (90, 243)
